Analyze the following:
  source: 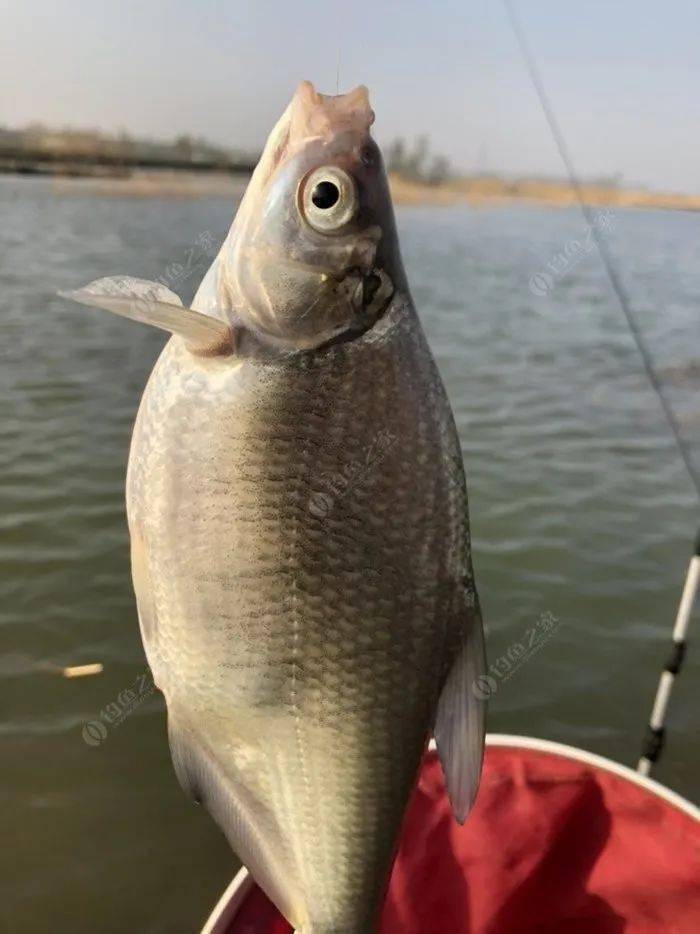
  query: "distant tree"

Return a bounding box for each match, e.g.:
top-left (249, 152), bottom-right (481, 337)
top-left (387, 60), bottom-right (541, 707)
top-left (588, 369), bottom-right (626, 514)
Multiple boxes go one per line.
top-left (426, 155), bottom-right (450, 185)
top-left (116, 129), bottom-right (135, 159)
top-left (174, 135), bottom-right (193, 159)
top-left (403, 135), bottom-right (429, 181)
top-left (385, 138), bottom-right (406, 174)
top-left (385, 136), bottom-right (451, 184)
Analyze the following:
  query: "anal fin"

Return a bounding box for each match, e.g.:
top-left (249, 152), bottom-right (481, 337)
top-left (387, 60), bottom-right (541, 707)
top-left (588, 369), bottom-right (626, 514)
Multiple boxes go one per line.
top-left (166, 706), bottom-right (304, 929)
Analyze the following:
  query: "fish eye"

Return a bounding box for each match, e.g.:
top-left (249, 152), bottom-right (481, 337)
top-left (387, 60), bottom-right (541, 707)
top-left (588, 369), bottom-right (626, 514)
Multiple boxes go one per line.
top-left (311, 181), bottom-right (339, 209)
top-left (300, 166), bottom-right (358, 233)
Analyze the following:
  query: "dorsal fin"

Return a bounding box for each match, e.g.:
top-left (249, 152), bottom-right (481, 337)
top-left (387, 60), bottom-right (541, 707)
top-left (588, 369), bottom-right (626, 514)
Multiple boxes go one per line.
top-left (59, 276), bottom-right (232, 354)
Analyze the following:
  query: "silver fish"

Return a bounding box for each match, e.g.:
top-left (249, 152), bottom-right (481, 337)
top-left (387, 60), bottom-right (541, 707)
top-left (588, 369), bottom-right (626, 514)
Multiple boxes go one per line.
top-left (62, 82), bottom-right (486, 934)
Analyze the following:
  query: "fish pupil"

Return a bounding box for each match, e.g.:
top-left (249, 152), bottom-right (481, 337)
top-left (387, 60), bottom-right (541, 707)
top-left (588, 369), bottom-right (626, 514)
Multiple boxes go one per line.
top-left (311, 181), bottom-right (340, 209)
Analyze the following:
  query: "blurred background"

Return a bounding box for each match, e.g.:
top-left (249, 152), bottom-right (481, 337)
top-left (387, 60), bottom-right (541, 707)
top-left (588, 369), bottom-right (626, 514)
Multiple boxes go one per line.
top-left (1, 2), bottom-right (699, 932)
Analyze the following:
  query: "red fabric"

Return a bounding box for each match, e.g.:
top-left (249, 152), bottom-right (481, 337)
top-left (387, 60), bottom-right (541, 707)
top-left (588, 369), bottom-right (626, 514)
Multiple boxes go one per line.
top-left (226, 745), bottom-right (700, 933)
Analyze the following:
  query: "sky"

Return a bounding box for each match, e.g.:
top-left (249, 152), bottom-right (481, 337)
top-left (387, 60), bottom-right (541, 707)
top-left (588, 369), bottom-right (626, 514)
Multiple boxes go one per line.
top-left (2, 0), bottom-right (700, 192)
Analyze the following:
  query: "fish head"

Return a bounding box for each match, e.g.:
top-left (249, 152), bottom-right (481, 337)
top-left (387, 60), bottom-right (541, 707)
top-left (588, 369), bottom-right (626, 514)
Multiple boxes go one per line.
top-left (222, 81), bottom-right (406, 350)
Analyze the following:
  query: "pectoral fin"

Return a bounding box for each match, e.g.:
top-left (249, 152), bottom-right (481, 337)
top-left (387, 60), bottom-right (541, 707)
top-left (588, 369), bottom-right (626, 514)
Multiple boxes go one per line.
top-left (59, 276), bottom-right (232, 353)
top-left (434, 615), bottom-right (487, 823)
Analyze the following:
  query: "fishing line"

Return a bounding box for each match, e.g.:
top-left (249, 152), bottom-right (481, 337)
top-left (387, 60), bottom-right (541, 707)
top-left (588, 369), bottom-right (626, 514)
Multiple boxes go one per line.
top-left (502, 0), bottom-right (699, 776)
top-left (502, 0), bottom-right (700, 504)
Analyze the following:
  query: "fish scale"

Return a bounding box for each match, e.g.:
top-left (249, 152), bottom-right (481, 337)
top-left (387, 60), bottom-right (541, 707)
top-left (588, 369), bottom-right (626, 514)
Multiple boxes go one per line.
top-left (123, 297), bottom-right (474, 932)
top-left (63, 82), bottom-right (485, 933)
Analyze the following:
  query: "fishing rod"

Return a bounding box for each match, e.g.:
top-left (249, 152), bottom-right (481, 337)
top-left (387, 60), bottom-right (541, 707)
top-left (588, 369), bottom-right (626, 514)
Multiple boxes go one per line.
top-left (638, 534), bottom-right (700, 775)
top-left (502, 0), bottom-right (699, 776)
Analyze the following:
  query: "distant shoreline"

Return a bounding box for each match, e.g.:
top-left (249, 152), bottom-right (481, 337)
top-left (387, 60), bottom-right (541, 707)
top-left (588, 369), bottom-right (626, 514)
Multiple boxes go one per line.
top-left (388, 175), bottom-right (700, 213)
top-left (3, 163), bottom-right (700, 212)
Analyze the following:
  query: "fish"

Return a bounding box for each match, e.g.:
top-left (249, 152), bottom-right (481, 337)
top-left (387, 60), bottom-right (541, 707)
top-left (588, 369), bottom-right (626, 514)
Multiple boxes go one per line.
top-left (61, 81), bottom-right (486, 934)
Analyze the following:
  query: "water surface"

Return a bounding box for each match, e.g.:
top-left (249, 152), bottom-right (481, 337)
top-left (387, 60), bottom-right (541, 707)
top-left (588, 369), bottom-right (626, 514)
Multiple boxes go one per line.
top-left (1, 176), bottom-right (698, 933)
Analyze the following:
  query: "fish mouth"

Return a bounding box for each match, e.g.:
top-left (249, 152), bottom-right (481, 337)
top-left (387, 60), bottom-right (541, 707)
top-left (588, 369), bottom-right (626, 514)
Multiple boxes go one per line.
top-left (289, 81), bottom-right (375, 146)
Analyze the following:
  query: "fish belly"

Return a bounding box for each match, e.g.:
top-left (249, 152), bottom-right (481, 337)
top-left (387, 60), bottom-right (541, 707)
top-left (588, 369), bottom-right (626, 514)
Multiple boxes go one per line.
top-left (126, 306), bottom-right (473, 932)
